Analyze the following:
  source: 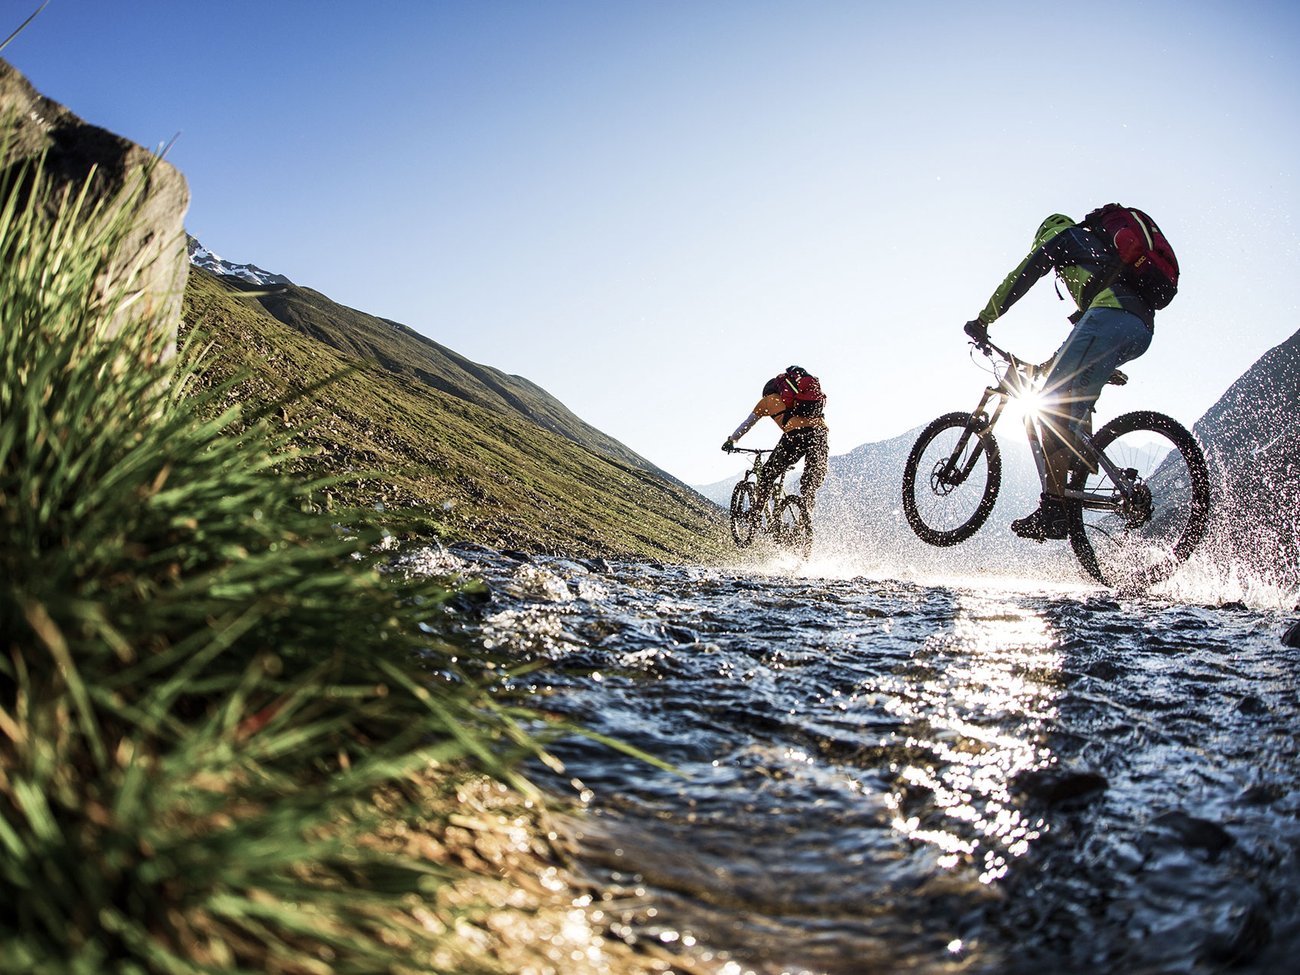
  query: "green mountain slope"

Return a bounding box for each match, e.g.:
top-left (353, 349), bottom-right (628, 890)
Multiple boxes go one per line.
top-left (182, 268), bottom-right (726, 560)
top-left (249, 279), bottom-right (680, 484)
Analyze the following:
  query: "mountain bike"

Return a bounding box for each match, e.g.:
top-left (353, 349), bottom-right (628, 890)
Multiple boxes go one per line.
top-left (901, 336), bottom-right (1210, 589)
top-left (727, 447), bottom-right (813, 559)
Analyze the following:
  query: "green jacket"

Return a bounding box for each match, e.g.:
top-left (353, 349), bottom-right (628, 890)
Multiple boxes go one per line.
top-left (977, 225), bottom-right (1154, 330)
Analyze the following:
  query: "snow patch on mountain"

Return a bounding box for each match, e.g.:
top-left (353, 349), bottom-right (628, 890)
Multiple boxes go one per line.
top-left (187, 237), bottom-right (291, 287)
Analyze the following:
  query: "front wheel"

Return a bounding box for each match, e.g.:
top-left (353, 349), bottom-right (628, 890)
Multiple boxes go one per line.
top-left (902, 412), bottom-right (1002, 547)
top-left (730, 480), bottom-right (757, 547)
top-left (1067, 411), bottom-right (1210, 589)
top-left (774, 495), bottom-right (813, 559)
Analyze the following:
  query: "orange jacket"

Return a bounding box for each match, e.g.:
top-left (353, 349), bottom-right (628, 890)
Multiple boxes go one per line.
top-left (750, 392), bottom-right (827, 431)
top-left (730, 392), bottom-right (829, 443)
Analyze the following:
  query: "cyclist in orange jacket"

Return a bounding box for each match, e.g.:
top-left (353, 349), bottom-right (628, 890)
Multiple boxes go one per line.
top-left (722, 366), bottom-right (829, 515)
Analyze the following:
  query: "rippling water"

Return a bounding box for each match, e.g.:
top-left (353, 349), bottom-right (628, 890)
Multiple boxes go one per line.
top-left (402, 542), bottom-right (1300, 975)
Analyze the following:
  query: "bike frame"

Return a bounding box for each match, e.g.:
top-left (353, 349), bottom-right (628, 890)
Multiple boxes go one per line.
top-left (965, 340), bottom-right (1144, 513)
top-left (731, 447), bottom-right (793, 534)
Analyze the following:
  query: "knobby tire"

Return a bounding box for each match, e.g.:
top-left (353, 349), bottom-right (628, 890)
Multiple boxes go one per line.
top-left (1066, 410), bottom-right (1210, 589)
top-left (776, 495), bottom-right (813, 560)
top-left (730, 480), bottom-right (757, 547)
top-left (902, 412), bottom-right (1002, 547)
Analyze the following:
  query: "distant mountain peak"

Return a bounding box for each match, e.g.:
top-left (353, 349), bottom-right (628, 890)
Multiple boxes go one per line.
top-left (187, 236), bottom-right (291, 287)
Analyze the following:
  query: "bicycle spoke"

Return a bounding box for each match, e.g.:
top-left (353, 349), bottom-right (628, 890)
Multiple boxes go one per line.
top-left (1068, 411), bottom-right (1209, 589)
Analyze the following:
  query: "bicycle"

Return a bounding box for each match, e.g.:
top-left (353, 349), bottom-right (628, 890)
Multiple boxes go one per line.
top-left (901, 336), bottom-right (1211, 589)
top-left (727, 447), bottom-right (813, 559)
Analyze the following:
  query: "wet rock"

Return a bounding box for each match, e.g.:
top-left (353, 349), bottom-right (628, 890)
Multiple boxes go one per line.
top-left (1152, 810), bottom-right (1235, 857)
top-left (1201, 902), bottom-right (1272, 969)
top-left (1012, 767), bottom-right (1108, 805)
top-left (1281, 620), bottom-right (1300, 647)
top-left (1235, 694), bottom-right (1268, 715)
top-left (449, 541), bottom-right (501, 558)
top-left (663, 625), bottom-right (699, 645)
top-left (549, 558), bottom-right (591, 576)
top-left (1085, 659), bottom-right (1122, 681)
top-left (1236, 782), bottom-right (1287, 806)
top-left (0, 59), bottom-right (189, 360)
top-left (509, 564), bottom-right (573, 603)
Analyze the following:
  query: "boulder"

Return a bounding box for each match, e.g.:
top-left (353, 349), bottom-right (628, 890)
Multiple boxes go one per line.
top-left (0, 58), bottom-right (189, 362)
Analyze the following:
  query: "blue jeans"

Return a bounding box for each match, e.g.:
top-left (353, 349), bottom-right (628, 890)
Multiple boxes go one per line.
top-left (1042, 306), bottom-right (1152, 446)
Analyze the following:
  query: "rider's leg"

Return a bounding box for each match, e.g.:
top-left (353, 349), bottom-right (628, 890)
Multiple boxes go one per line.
top-left (1013, 307), bottom-right (1151, 541)
top-left (1039, 307), bottom-right (1152, 479)
top-left (756, 432), bottom-right (798, 516)
top-left (797, 428), bottom-right (829, 510)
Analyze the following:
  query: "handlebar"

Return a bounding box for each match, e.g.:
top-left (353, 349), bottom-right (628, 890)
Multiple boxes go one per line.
top-left (969, 334), bottom-right (1126, 386)
top-left (970, 334), bottom-right (1013, 364)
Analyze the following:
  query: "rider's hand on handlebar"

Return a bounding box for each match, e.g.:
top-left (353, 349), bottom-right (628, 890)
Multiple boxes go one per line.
top-left (722, 439), bottom-right (735, 453)
top-left (963, 319), bottom-right (990, 350)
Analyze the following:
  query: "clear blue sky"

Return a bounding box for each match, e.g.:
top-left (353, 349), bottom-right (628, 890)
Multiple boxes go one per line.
top-left (7, 0), bottom-right (1299, 485)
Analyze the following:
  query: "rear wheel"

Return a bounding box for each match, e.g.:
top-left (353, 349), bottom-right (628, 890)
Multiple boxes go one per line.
top-left (775, 495), bottom-right (813, 559)
top-left (902, 412), bottom-right (1002, 546)
top-left (730, 480), bottom-right (757, 547)
top-left (1067, 411), bottom-right (1210, 589)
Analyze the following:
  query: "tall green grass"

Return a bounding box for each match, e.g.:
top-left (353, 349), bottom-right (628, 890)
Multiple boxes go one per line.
top-left (0, 149), bottom-right (545, 972)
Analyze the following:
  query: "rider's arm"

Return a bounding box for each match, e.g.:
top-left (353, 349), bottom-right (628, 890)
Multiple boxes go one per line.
top-left (728, 393), bottom-right (787, 441)
top-left (729, 412), bottom-right (760, 442)
top-left (976, 243), bottom-right (1055, 326)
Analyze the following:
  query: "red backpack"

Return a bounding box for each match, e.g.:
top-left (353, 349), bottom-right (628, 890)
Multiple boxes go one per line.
top-left (1080, 203), bottom-right (1179, 310)
top-left (782, 371), bottom-right (824, 419)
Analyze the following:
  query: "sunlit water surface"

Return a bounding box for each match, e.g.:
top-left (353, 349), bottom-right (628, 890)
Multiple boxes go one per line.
top-left (401, 543), bottom-right (1300, 975)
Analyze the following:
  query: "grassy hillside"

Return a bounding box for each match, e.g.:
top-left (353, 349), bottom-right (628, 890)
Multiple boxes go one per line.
top-left (250, 277), bottom-right (679, 481)
top-left (182, 268), bottom-right (727, 561)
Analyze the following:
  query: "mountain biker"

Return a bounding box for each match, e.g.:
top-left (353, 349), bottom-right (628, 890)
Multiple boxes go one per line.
top-left (722, 366), bottom-right (829, 516)
top-left (964, 212), bottom-right (1156, 541)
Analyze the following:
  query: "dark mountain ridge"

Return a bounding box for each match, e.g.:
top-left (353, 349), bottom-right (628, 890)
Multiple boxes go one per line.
top-left (1193, 325), bottom-right (1300, 590)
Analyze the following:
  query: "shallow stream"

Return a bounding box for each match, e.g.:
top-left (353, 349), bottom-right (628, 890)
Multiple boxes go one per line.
top-left (403, 542), bottom-right (1300, 975)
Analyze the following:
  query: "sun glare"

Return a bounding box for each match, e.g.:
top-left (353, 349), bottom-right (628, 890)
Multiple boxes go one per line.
top-left (1004, 384), bottom-right (1047, 423)
top-left (886, 595), bottom-right (1063, 885)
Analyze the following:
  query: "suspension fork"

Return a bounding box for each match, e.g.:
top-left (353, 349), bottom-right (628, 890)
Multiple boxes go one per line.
top-left (940, 387), bottom-right (1004, 484)
top-left (971, 386), bottom-right (1004, 437)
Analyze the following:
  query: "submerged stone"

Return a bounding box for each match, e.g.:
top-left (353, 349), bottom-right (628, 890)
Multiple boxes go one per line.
top-left (1152, 810), bottom-right (1235, 857)
top-left (1012, 767), bottom-right (1109, 805)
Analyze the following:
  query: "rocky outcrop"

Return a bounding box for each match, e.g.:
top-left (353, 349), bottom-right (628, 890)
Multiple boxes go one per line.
top-left (1194, 326), bottom-right (1300, 590)
top-left (0, 58), bottom-right (189, 360)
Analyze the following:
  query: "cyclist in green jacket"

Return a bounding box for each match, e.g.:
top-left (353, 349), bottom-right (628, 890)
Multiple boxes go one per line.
top-left (963, 213), bottom-right (1155, 541)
